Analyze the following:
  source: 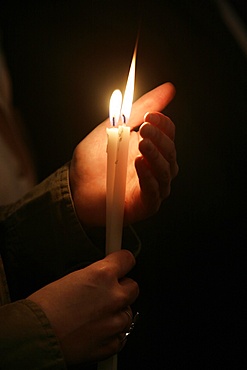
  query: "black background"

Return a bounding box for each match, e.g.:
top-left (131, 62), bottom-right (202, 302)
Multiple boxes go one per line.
top-left (1, 1), bottom-right (247, 369)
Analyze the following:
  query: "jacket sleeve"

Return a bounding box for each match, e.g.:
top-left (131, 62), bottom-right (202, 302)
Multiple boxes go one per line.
top-left (0, 296), bottom-right (66, 370)
top-left (0, 163), bottom-right (140, 301)
top-left (0, 162), bottom-right (140, 369)
top-left (0, 163), bottom-right (105, 301)
top-left (0, 163), bottom-right (102, 370)
top-left (0, 163), bottom-right (103, 369)
top-left (0, 255), bottom-right (66, 369)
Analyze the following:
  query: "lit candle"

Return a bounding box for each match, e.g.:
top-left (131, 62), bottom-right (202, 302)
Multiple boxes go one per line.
top-left (106, 46), bottom-right (136, 254)
top-left (98, 46), bottom-right (137, 370)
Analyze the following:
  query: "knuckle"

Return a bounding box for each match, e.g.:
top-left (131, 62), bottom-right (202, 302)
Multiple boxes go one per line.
top-left (113, 314), bottom-right (126, 333)
top-left (113, 290), bottom-right (129, 309)
top-left (120, 249), bottom-right (136, 266)
top-left (95, 264), bottom-right (115, 282)
top-left (118, 280), bottom-right (139, 307)
top-left (130, 280), bottom-right (140, 300)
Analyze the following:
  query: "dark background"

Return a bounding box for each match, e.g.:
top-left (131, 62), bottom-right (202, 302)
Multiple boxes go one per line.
top-left (1, 1), bottom-right (247, 369)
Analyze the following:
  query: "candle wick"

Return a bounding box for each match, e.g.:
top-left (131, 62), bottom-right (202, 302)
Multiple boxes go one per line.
top-left (122, 114), bottom-right (126, 124)
top-left (112, 117), bottom-right (116, 127)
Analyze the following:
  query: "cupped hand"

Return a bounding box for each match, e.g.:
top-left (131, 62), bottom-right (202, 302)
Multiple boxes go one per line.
top-left (28, 250), bottom-right (139, 365)
top-left (70, 82), bottom-right (178, 226)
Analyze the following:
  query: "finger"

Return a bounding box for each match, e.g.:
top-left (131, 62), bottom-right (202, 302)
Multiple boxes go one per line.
top-left (135, 156), bottom-right (161, 215)
top-left (119, 277), bottom-right (139, 305)
top-left (111, 307), bottom-right (134, 352)
top-left (104, 250), bottom-right (136, 279)
top-left (128, 82), bottom-right (176, 130)
top-left (144, 112), bottom-right (176, 141)
top-left (139, 139), bottom-right (172, 199)
top-left (121, 306), bottom-right (133, 332)
top-left (111, 306), bottom-right (133, 335)
top-left (98, 308), bottom-right (134, 356)
top-left (139, 123), bottom-right (178, 179)
top-left (106, 308), bottom-right (133, 335)
top-left (99, 332), bottom-right (126, 358)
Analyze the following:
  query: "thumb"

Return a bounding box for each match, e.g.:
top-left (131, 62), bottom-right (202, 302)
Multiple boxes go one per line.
top-left (128, 82), bottom-right (176, 130)
top-left (103, 250), bottom-right (136, 279)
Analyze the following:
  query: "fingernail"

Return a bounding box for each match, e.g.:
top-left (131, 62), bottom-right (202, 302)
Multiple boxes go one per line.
top-left (145, 113), bottom-right (160, 125)
top-left (141, 138), bottom-right (153, 154)
top-left (144, 112), bottom-right (149, 121)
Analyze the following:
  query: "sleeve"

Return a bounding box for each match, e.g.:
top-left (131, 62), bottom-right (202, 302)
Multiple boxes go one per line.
top-left (0, 298), bottom-right (66, 370)
top-left (0, 257), bottom-right (66, 369)
top-left (0, 163), bottom-right (105, 301)
top-left (0, 162), bottom-right (140, 370)
top-left (0, 163), bottom-right (141, 301)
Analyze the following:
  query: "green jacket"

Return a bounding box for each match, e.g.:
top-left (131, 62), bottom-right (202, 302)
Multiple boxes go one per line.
top-left (0, 163), bottom-right (140, 369)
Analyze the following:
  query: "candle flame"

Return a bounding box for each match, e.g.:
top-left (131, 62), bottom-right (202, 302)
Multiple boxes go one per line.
top-left (121, 46), bottom-right (137, 124)
top-left (109, 44), bottom-right (137, 126)
top-left (109, 89), bottom-right (122, 126)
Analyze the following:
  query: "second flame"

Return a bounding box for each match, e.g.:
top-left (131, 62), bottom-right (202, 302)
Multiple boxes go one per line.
top-left (109, 45), bottom-right (137, 126)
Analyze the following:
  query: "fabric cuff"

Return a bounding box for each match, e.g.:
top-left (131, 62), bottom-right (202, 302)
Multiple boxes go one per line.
top-left (0, 299), bottom-right (66, 369)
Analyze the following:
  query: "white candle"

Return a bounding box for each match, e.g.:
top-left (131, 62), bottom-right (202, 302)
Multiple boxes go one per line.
top-left (98, 45), bottom-right (136, 370)
top-left (106, 44), bottom-right (136, 254)
top-left (106, 89), bottom-right (124, 254)
top-left (106, 123), bottom-right (130, 254)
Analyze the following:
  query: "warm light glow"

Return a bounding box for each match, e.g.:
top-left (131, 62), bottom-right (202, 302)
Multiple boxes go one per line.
top-left (121, 46), bottom-right (137, 123)
top-left (109, 89), bottom-right (122, 126)
top-left (109, 46), bottom-right (137, 127)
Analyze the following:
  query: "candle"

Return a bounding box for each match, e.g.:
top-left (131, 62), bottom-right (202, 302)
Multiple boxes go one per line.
top-left (98, 46), bottom-right (137, 370)
top-left (106, 46), bottom-right (136, 254)
top-left (106, 89), bottom-right (126, 253)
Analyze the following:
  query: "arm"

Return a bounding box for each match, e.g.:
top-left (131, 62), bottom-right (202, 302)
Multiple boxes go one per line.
top-left (0, 163), bottom-right (104, 301)
top-left (0, 82), bottom-right (178, 368)
top-left (1, 82), bottom-right (178, 301)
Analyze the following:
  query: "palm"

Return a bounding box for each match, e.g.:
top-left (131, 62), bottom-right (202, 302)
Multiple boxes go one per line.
top-left (70, 120), bottom-right (141, 225)
top-left (70, 83), bottom-right (176, 226)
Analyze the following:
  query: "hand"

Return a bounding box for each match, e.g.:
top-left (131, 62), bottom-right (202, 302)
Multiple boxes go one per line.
top-left (70, 82), bottom-right (178, 226)
top-left (28, 250), bottom-right (139, 365)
